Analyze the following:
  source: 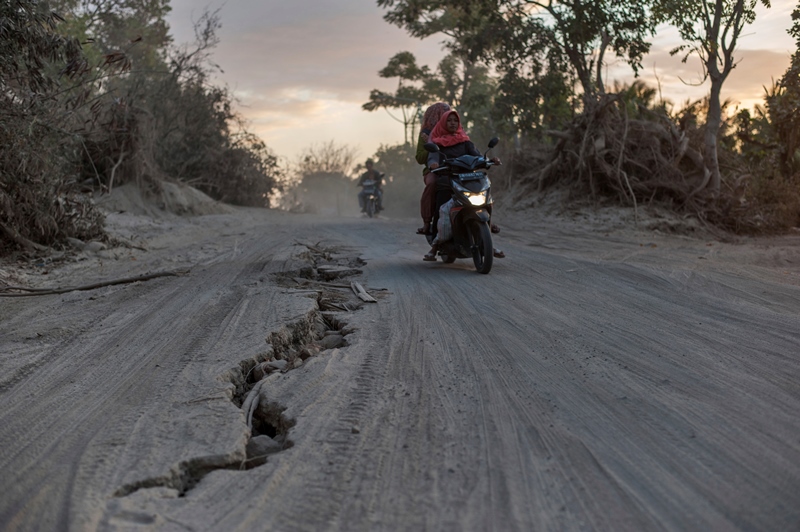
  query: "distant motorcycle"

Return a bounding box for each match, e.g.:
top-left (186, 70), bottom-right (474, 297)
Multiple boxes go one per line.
top-left (359, 172), bottom-right (384, 218)
top-left (424, 138), bottom-right (499, 274)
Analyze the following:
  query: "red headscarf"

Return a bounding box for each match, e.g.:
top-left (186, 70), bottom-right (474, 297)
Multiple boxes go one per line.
top-left (429, 110), bottom-right (471, 148)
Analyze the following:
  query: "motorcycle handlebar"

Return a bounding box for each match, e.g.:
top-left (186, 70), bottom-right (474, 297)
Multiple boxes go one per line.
top-left (430, 158), bottom-right (495, 172)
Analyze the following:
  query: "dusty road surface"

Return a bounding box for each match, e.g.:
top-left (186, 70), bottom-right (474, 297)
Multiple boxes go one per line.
top-left (1, 197), bottom-right (799, 531)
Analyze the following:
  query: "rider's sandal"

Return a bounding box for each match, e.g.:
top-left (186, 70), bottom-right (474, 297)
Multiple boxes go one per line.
top-left (423, 251), bottom-right (437, 261)
top-left (493, 248), bottom-right (505, 258)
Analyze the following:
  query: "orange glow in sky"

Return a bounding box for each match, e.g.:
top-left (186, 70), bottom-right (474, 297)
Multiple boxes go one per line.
top-left (166, 1), bottom-right (795, 166)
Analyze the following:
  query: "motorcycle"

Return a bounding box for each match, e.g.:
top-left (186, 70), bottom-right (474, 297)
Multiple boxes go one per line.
top-left (359, 172), bottom-right (384, 218)
top-left (424, 137), bottom-right (499, 274)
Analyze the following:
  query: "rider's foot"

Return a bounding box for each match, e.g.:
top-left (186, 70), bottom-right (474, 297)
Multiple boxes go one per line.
top-left (423, 245), bottom-right (438, 261)
top-left (493, 248), bottom-right (505, 258)
top-left (416, 222), bottom-right (431, 235)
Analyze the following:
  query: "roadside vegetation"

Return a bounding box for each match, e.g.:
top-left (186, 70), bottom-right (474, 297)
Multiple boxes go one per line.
top-left (1, 1), bottom-right (283, 255)
top-left (366, 0), bottom-right (800, 234)
top-left (2, 1), bottom-right (800, 257)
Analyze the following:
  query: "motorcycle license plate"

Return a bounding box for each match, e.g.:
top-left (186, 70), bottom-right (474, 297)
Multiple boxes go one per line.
top-left (458, 172), bottom-right (483, 180)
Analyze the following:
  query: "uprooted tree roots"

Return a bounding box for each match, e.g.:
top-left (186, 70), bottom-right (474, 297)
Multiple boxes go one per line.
top-left (525, 94), bottom-right (798, 233)
top-left (535, 95), bottom-right (711, 218)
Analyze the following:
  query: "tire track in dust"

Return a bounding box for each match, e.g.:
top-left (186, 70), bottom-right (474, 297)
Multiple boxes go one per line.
top-left (0, 231), bottom-right (290, 530)
top-left (464, 251), bottom-right (800, 530)
top-left (300, 219), bottom-right (800, 530)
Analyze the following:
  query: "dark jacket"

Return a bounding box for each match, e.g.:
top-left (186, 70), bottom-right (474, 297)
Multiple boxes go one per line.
top-left (427, 140), bottom-right (481, 194)
top-left (426, 140), bottom-right (480, 169)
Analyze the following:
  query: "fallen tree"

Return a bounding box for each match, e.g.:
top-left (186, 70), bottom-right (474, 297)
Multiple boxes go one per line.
top-left (524, 93), bottom-right (799, 233)
top-left (535, 95), bottom-right (707, 212)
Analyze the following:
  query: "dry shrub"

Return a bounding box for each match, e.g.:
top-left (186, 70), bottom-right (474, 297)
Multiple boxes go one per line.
top-left (496, 140), bottom-right (550, 196)
top-left (0, 110), bottom-right (105, 253)
top-left (712, 173), bottom-right (800, 233)
top-left (514, 91), bottom-right (800, 234)
top-left (527, 95), bottom-right (707, 209)
top-left (0, 2), bottom-right (104, 254)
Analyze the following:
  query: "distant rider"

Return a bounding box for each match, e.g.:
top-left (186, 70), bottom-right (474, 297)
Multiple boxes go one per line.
top-left (357, 158), bottom-right (383, 213)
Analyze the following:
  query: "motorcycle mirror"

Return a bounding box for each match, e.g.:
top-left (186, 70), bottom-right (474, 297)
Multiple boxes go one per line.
top-left (488, 137), bottom-right (499, 149)
top-left (424, 142), bottom-right (440, 153)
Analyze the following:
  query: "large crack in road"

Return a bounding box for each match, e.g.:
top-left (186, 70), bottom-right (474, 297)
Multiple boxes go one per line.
top-left (108, 240), bottom-right (369, 501)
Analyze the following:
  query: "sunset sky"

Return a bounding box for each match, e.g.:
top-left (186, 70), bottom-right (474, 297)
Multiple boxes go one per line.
top-left (166, 0), bottom-right (796, 166)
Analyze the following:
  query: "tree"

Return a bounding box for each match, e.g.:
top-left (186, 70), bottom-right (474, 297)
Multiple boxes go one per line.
top-left (363, 52), bottom-right (431, 143)
top-left (490, 14), bottom-right (573, 139)
top-left (765, 1), bottom-right (800, 177)
top-left (45, 0), bottom-right (172, 71)
top-left (0, 1), bottom-right (103, 252)
top-left (378, 0), bottom-right (655, 104)
top-left (50, 5), bottom-right (285, 206)
top-left (508, 0), bottom-right (655, 105)
top-left (376, 0), bottom-right (654, 136)
top-left (363, 49), bottom-right (498, 141)
top-left (283, 141), bottom-right (358, 214)
top-left (377, 0), bottom-right (508, 127)
top-left (296, 141), bottom-right (358, 178)
top-left (0, 2), bottom-right (86, 95)
top-left (655, 0), bottom-right (771, 198)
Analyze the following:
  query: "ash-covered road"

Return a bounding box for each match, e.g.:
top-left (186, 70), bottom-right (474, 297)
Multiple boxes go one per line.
top-left (1, 209), bottom-right (799, 531)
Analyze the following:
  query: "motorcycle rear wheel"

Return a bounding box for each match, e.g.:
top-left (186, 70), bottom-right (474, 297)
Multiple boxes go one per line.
top-left (469, 221), bottom-right (493, 274)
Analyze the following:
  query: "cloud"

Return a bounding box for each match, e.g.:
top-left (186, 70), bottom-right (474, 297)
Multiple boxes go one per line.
top-left (173, 0), bottom-right (443, 102)
top-left (606, 45), bottom-right (791, 111)
top-left (239, 91), bottom-right (328, 131)
top-left (168, 0), bottom-right (796, 160)
top-left (165, 0), bottom-right (448, 159)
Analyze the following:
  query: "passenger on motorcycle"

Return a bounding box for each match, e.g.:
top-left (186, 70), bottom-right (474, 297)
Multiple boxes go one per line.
top-left (424, 110), bottom-right (504, 261)
top-left (357, 158), bottom-right (383, 214)
top-left (415, 102), bottom-right (451, 235)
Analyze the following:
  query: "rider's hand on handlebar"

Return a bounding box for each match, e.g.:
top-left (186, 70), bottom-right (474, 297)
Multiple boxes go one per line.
top-left (491, 157), bottom-right (501, 165)
top-left (429, 162), bottom-right (439, 170)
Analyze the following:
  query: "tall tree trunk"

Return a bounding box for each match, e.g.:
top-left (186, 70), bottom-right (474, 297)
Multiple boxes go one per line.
top-left (705, 76), bottom-right (723, 198)
top-left (596, 31), bottom-right (611, 96)
top-left (459, 57), bottom-right (474, 126)
top-left (568, 48), bottom-right (594, 108)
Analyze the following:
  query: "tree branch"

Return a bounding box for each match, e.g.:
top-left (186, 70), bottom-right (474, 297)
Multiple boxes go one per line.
top-left (0, 269), bottom-right (189, 297)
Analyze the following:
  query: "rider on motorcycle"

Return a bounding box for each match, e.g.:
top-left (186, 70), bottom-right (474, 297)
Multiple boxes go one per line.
top-left (357, 158), bottom-right (383, 213)
top-left (425, 110), bottom-right (502, 260)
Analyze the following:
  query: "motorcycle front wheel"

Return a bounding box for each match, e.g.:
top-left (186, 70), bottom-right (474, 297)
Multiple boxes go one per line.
top-left (366, 198), bottom-right (375, 218)
top-left (469, 221), bottom-right (493, 274)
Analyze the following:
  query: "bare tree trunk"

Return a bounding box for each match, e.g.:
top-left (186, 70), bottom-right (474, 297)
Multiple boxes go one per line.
top-left (596, 31), bottom-right (611, 96)
top-left (568, 48), bottom-right (595, 109)
top-left (704, 77), bottom-right (723, 198)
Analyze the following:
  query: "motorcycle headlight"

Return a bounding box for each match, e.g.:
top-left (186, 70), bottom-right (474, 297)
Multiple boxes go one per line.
top-left (465, 190), bottom-right (488, 206)
top-left (452, 181), bottom-right (488, 206)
